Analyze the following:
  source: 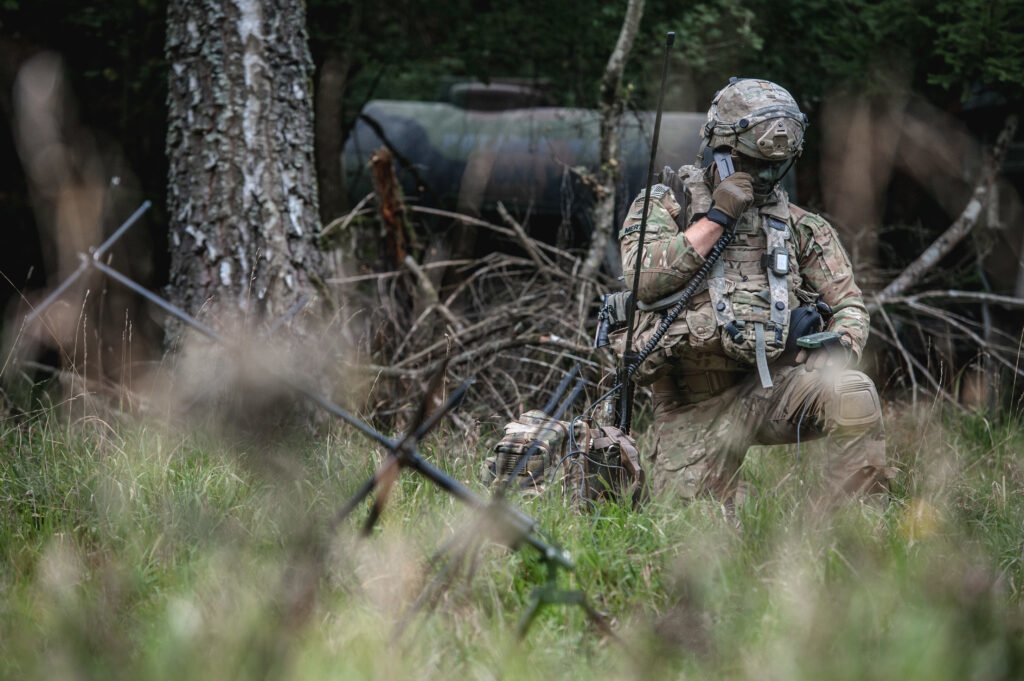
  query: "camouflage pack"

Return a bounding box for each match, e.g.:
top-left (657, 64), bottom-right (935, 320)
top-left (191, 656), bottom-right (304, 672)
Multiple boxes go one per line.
top-left (482, 410), bottom-right (645, 508)
top-left (481, 410), bottom-right (569, 495)
top-left (563, 422), bottom-right (645, 509)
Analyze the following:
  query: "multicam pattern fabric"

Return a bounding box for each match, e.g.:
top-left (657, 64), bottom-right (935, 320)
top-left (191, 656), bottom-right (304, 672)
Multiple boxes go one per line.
top-left (563, 424), bottom-right (645, 509)
top-left (482, 411), bottom-right (645, 505)
top-left (650, 366), bottom-right (892, 502)
top-left (621, 165), bottom-right (871, 363)
top-left (705, 78), bottom-right (806, 162)
top-left (618, 164), bottom-right (886, 503)
top-left (482, 410), bottom-right (568, 492)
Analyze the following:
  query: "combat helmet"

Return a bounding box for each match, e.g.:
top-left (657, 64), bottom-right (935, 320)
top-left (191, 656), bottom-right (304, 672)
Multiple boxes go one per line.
top-left (702, 77), bottom-right (807, 198)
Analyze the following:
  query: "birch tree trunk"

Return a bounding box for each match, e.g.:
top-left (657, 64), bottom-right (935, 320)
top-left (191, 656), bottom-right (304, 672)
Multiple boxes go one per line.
top-left (579, 0), bottom-right (645, 282)
top-left (165, 0), bottom-right (324, 341)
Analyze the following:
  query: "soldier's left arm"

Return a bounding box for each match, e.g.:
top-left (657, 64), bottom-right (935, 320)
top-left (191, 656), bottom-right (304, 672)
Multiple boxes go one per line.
top-left (794, 212), bottom-right (871, 359)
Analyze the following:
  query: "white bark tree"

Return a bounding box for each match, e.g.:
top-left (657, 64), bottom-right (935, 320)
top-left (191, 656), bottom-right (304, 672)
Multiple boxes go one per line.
top-left (165, 0), bottom-right (325, 339)
top-left (579, 0), bottom-right (645, 281)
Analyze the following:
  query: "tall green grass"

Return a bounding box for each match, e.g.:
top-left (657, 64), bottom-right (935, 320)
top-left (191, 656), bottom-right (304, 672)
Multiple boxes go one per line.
top-left (2, 399), bottom-right (1023, 680)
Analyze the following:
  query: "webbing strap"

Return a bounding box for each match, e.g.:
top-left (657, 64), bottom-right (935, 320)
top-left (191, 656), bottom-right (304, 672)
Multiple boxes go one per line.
top-left (708, 256), bottom-right (732, 327)
top-left (764, 216), bottom-right (790, 335)
top-left (754, 322), bottom-right (773, 389)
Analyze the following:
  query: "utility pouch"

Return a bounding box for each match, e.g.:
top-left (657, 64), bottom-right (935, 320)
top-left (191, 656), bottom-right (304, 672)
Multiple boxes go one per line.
top-left (564, 422), bottom-right (646, 510)
top-left (785, 294), bottom-right (833, 354)
top-left (482, 411), bottom-right (645, 508)
top-left (785, 303), bottom-right (824, 353)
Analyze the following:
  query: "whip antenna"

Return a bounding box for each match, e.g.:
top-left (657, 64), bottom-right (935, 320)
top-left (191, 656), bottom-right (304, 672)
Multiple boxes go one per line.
top-left (618, 30), bottom-right (675, 433)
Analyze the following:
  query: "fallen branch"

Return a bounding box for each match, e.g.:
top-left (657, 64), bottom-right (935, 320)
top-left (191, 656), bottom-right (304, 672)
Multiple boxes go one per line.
top-left (871, 325), bottom-right (965, 412)
top-left (327, 203), bottom-right (609, 422)
top-left (409, 207), bottom-right (580, 265)
top-left (875, 304), bottom-right (920, 406)
top-left (903, 300), bottom-right (1024, 379)
top-left (321, 192), bottom-right (375, 239)
top-left (325, 259), bottom-right (473, 285)
top-left (497, 201), bottom-right (554, 270)
top-left (403, 254), bottom-right (439, 305)
top-left (873, 115), bottom-right (1017, 307)
top-left (879, 289), bottom-right (1024, 309)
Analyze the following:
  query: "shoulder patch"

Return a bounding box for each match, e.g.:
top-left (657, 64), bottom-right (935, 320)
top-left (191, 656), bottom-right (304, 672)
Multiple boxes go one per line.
top-left (629, 184), bottom-right (672, 206)
top-left (619, 188), bottom-right (681, 241)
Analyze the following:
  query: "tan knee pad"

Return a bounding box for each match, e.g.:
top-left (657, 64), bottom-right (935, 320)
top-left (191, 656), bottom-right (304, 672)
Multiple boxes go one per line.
top-left (830, 370), bottom-right (882, 428)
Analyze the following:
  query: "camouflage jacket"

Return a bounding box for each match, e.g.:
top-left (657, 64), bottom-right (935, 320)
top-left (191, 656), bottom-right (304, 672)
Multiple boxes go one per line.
top-left (619, 165), bottom-right (870, 372)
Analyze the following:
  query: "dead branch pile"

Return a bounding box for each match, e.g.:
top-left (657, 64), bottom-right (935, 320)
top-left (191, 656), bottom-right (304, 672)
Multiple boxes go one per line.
top-left (325, 164), bottom-right (616, 427)
top-left (868, 115), bottom-right (1022, 410)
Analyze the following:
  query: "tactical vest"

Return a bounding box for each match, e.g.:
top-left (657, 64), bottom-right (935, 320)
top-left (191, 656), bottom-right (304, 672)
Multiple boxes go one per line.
top-left (630, 167), bottom-right (803, 388)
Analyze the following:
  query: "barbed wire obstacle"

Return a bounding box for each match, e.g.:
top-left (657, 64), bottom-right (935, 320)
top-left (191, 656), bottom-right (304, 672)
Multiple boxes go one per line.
top-left (20, 201), bottom-right (614, 643)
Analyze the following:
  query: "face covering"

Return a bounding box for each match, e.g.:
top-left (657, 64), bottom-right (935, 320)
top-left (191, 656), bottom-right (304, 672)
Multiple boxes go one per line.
top-left (731, 154), bottom-right (793, 203)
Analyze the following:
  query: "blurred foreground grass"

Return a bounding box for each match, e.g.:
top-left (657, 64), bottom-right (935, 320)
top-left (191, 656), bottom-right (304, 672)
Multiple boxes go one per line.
top-left (2, 398), bottom-right (1024, 680)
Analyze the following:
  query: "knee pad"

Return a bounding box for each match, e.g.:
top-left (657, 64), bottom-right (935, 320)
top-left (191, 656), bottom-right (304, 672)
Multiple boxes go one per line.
top-left (831, 370), bottom-right (882, 428)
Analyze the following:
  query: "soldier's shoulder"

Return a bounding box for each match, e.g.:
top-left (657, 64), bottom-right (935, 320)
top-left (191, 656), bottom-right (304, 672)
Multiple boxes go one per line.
top-left (626, 182), bottom-right (674, 208)
top-left (620, 183), bottom-right (681, 240)
top-left (788, 203), bottom-right (832, 229)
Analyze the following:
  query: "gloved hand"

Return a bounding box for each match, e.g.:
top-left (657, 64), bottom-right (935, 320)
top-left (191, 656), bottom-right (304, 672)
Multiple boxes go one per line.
top-left (795, 345), bottom-right (851, 372)
top-left (706, 171), bottom-right (753, 229)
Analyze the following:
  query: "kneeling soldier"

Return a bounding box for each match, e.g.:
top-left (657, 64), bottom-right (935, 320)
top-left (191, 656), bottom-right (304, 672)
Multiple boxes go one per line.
top-left (620, 78), bottom-right (892, 507)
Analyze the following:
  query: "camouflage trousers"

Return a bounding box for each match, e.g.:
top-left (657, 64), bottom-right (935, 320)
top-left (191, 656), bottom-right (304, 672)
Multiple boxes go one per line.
top-left (650, 364), bottom-right (891, 504)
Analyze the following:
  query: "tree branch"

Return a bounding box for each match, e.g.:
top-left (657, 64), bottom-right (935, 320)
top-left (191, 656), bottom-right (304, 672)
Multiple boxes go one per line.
top-left (580, 0), bottom-right (646, 281)
top-left (874, 289), bottom-right (1024, 309)
top-left (873, 114), bottom-right (1017, 307)
top-left (497, 201), bottom-right (553, 270)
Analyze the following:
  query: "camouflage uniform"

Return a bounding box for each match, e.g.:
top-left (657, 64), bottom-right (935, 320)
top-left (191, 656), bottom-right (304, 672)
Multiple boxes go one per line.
top-left (618, 79), bottom-right (890, 504)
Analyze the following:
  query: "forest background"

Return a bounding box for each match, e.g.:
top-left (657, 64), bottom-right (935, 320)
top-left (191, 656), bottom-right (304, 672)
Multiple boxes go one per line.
top-left (3, 2), bottom-right (1024, 680)
top-left (2, 0), bottom-right (1023, 327)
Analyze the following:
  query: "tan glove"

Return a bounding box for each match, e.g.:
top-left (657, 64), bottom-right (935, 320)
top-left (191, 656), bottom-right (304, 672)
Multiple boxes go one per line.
top-left (795, 341), bottom-right (852, 372)
top-left (706, 172), bottom-right (754, 228)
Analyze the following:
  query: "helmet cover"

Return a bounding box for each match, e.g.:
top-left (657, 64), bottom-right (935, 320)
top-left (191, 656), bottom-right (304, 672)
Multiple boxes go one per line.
top-left (703, 78), bottom-right (807, 161)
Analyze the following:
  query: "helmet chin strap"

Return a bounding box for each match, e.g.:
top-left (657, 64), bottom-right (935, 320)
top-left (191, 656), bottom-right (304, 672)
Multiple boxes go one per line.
top-left (776, 155), bottom-right (797, 184)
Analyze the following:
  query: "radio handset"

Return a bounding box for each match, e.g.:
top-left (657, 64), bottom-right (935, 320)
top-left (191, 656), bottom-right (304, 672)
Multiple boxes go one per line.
top-left (713, 148), bottom-right (735, 180)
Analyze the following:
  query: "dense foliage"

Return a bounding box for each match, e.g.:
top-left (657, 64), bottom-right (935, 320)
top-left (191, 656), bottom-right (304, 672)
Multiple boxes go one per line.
top-left (3, 0), bottom-right (1020, 173)
top-left (303, 0), bottom-right (1023, 121)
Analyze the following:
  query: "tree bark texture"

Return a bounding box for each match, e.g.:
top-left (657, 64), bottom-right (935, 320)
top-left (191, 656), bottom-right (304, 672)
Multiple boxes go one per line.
top-left (165, 0), bottom-right (325, 337)
top-left (580, 0), bottom-right (645, 281)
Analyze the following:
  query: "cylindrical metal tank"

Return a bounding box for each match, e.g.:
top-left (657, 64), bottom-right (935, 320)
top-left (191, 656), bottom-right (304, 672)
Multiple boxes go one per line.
top-left (343, 100), bottom-right (710, 219)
